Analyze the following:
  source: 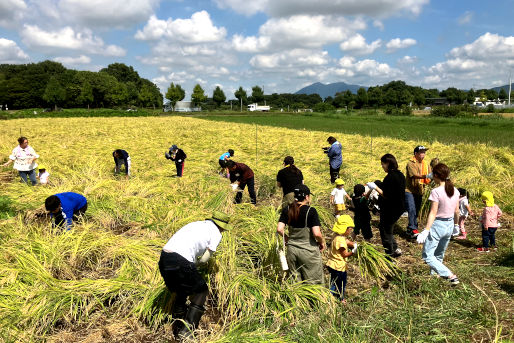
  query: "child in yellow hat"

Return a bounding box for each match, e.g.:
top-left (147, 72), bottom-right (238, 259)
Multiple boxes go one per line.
top-left (477, 191), bottom-right (502, 252)
top-left (326, 215), bottom-right (357, 303)
top-left (330, 178), bottom-right (351, 217)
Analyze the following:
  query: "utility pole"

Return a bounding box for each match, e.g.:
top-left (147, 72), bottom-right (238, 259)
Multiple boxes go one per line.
top-left (240, 97), bottom-right (243, 112)
top-left (509, 72), bottom-right (512, 106)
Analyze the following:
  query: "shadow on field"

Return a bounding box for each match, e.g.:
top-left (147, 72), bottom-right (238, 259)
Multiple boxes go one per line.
top-left (498, 282), bottom-right (514, 295)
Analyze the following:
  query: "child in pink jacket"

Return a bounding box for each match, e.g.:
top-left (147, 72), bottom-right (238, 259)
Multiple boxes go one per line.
top-left (477, 191), bottom-right (502, 252)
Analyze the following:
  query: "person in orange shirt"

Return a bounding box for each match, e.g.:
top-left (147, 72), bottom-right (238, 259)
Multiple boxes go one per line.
top-left (404, 145), bottom-right (432, 239)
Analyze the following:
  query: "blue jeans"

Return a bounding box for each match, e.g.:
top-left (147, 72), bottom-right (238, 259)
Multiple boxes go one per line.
top-left (422, 219), bottom-right (453, 278)
top-left (405, 192), bottom-right (422, 233)
top-left (327, 266), bottom-right (347, 301)
top-left (482, 227), bottom-right (497, 248)
top-left (19, 169), bottom-right (37, 185)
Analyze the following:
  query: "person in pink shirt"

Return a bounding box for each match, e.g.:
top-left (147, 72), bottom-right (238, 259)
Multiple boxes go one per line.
top-left (477, 191), bottom-right (502, 252)
top-left (416, 163), bottom-right (460, 285)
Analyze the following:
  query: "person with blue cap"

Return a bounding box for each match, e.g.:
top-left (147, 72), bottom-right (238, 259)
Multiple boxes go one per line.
top-left (165, 144), bottom-right (187, 177)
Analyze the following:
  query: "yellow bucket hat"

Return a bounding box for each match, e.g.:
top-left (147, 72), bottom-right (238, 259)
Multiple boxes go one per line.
top-left (332, 215), bottom-right (354, 235)
top-left (334, 178), bottom-right (345, 186)
top-left (481, 191), bottom-right (494, 207)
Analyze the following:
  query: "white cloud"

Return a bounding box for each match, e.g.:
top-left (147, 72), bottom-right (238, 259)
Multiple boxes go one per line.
top-left (423, 33), bottom-right (514, 88)
top-left (335, 56), bottom-right (401, 81)
top-left (59, 0), bottom-right (159, 27)
top-left (20, 25), bottom-right (125, 56)
top-left (398, 55), bottom-right (418, 64)
top-left (457, 11), bottom-right (473, 25)
top-left (53, 55), bottom-right (91, 65)
top-left (0, 38), bottom-right (29, 63)
top-left (0, 0), bottom-right (26, 27)
top-left (373, 19), bottom-right (384, 30)
top-left (386, 38), bottom-right (417, 52)
top-left (232, 34), bottom-right (270, 53)
top-left (340, 34), bottom-right (381, 55)
top-left (250, 49), bottom-right (330, 69)
top-left (214, 0), bottom-right (429, 18)
top-left (135, 11), bottom-right (227, 43)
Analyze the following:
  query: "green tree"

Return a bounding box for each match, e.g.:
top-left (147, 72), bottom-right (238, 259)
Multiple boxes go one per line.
top-left (356, 87), bottom-right (368, 108)
top-left (43, 76), bottom-right (66, 110)
top-left (466, 89), bottom-right (476, 104)
top-left (78, 81), bottom-right (93, 109)
top-left (367, 87), bottom-right (383, 107)
top-left (191, 84), bottom-right (206, 106)
top-left (486, 89), bottom-right (498, 100)
top-left (212, 86), bottom-right (226, 107)
top-left (479, 90), bottom-right (487, 103)
top-left (498, 88), bottom-right (507, 100)
top-left (251, 85), bottom-right (264, 104)
top-left (234, 86), bottom-right (248, 108)
top-left (165, 83), bottom-right (185, 111)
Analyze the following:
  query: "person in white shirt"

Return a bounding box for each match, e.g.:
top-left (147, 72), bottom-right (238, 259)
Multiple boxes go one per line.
top-left (159, 211), bottom-right (232, 340)
top-left (37, 165), bottom-right (50, 185)
top-left (330, 178), bottom-right (351, 217)
top-left (3, 137), bottom-right (39, 185)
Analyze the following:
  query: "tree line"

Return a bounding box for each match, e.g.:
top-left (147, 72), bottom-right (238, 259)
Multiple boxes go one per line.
top-left (0, 61), bottom-right (162, 110)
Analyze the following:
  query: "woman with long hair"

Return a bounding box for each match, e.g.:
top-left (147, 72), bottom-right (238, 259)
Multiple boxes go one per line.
top-left (416, 163), bottom-right (460, 285)
top-left (276, 184), bottom-right (325, 284)
top-left (367, 154), bottom-right (405, 257)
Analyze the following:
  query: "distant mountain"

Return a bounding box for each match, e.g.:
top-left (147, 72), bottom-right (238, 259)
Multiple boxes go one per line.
top-left (295, 82), bottom-right (367, 99)
top-left (491, 83), bottom-right (514, 93)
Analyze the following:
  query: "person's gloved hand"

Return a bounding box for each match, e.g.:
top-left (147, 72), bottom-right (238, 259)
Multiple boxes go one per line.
top-left (352, 243), bottom-right (358, 254)
top-left (178, 159), bottom-right (182, 163)
top-left (417, 229), bottom-right (430, 244)
top-left (231, 183), bottom-right (239, 191)
top-left (426, 172), bottom-right (433, 179)
top-left (452, 224), bottom-right (460, 236)
top-left (366, 182), bottom-right (377, 190)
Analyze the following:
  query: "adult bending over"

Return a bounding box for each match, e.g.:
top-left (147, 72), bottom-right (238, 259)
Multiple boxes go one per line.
top-left (45, 192), bottom-right (88, 230)
top-left (367, 154), bottom-right (405, 258)
top-left (277, 184), bottom-right (325, 284)
top-left (113, 149), bottom-right (130, 178)
top-left (227, 160), bottom-right (256, 205)
top-left (276, 156), bottom-right (304, 209)
top-left (416, 163), bottom-right (460, 285)
top-left (159, 211), bottom-right (231, 340)
top-left (3, 137), bottom-right (39, 185)
top-left (324, 136), bottom-right (342, 183)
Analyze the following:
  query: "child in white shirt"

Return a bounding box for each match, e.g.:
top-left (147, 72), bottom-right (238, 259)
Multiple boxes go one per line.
top-left (38, 166), bottom-right (50, 185)
top-left (455, 188), bottom-right (473, 239)
top-left (331, 178), bottom-right (351, 217)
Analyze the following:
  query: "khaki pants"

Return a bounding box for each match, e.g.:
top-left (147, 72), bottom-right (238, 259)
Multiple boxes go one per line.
top-left (286, 245), bottom-right (324, 285)
top-left (282, 192), bottom-right (295, 209)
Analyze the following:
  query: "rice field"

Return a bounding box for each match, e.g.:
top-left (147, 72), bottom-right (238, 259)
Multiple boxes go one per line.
top-left (0, 115), bottom-right (513, 342)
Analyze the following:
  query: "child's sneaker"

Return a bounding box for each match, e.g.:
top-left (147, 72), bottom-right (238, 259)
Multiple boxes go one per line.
top-left (491, 246), bottom-right (498, 251)
top-left (477, 247), bottom-right (490, 253)
top-left (449, 277), bottom-right (460, 285)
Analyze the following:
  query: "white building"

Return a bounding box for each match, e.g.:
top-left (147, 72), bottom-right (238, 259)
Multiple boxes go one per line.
top-left (164, 101), bottom-right (201, 112)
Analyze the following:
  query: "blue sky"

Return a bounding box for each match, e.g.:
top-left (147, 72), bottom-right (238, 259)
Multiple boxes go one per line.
top-left (0, 0), bottom-right (513, 100)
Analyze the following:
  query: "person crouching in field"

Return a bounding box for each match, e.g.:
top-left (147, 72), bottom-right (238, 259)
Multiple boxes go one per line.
top-left (326, 215), bottom-right (357, 303)
top-left (330, 178), bottom-right (351, 217)
top-left (227, 160), bottom-right (256, 205)
top-left (218, 149), bottom-right (234, 177)
top-left (416, 163), bottom-right (460, 285)
top-left (37, 165), bottom-right (50, 185)
top-left (159, 211), bottom-right (231, 340)
top-left (276, 156), bottom-right (304, 209)
top-left (477, 191), bottom-right (502, 252)
top-left (166, 145), bottom-right (187, 177)
top-left (113, 149), bottom-right (130, 178)
top-left (45, 192), bottom-right (88, 231)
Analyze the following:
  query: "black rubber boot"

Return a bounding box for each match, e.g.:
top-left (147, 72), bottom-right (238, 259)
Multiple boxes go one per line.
top-left (172, 296), bottom-right (188, 337)
top-left (178, 304), bottom-right (205, 341)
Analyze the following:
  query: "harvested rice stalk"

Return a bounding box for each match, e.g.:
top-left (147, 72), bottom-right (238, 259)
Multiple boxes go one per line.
top-left (354, 242), bottom-right (401, 281)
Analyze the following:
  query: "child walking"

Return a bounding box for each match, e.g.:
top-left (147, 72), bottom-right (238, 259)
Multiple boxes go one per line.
top-left (349, 184), bottom-right (372, 241)
top-left (326, 215), bottom-right (356, 303)
top-left (455, 188), bottom-right (473, 239)
top-left (331, 178), bottom-right (351, 217)
top-left (477, 191), bottom-right (502, 252)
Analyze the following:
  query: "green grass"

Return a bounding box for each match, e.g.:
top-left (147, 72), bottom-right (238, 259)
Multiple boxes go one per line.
top-left (197, 112), bottom-right (514, 148)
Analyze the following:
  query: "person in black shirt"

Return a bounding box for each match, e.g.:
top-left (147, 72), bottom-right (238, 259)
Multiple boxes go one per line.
top-left (113, 149), bottom-right (130, 178)
top-left (367, 154), bottom-right (405, 257)
top-left (349, 184), bottom-right (372, 241)
top-left (276, 184), bottom-right (325, 284)
top-left (166, 144), bottom-right (187, 177)
top-left (276, 156), bottom-right (304, 209)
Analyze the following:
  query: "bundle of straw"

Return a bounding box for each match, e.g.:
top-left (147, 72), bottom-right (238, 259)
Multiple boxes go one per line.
top-left (354, 242), bottom-right (401, 281)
